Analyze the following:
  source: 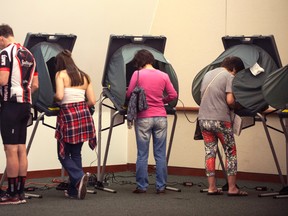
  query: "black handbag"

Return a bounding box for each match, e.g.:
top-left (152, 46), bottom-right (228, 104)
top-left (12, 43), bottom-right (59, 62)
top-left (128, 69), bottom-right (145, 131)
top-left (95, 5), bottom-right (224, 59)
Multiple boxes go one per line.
top-left (193, 119), bottom-right (203, 140)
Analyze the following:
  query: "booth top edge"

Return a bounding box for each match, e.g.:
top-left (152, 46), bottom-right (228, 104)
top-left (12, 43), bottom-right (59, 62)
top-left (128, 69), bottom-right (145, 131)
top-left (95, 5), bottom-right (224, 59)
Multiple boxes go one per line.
top-left (23, 32), bottom-right (77, 52)
top-left (222, 35), bottom-right (282, 68)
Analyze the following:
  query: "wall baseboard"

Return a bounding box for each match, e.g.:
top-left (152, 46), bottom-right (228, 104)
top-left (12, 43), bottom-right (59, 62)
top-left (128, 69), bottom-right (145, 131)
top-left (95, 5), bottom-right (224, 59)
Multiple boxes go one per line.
top-left (0, 164), bottom-right (285, 184)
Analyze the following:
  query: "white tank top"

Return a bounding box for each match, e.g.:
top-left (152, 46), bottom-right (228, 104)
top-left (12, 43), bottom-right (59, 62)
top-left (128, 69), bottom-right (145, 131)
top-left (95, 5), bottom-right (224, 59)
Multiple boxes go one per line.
top-left (61, 88), bottom-right (85, 105)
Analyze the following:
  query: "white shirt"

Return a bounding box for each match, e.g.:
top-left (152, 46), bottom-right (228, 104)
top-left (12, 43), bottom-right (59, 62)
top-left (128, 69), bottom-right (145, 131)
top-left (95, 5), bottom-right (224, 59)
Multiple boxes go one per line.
top-left (61, 88), bottom-right (85, 105)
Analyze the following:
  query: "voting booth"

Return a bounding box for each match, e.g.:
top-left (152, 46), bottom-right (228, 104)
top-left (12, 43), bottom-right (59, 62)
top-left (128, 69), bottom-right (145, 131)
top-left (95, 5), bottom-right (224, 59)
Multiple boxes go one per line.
top-left (24, 33), bottom-right (77, 116)
top-left (0, 33), bottom-right (77, 195)
top-left (97, 35), bottom-right (179, 192)
top-left (192, 36), bottom-right (288, 196)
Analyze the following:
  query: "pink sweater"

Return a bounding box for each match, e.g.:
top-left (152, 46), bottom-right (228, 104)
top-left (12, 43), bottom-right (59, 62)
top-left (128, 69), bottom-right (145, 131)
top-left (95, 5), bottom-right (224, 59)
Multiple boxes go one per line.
top-left (126, 69), bottom-right (177, 118)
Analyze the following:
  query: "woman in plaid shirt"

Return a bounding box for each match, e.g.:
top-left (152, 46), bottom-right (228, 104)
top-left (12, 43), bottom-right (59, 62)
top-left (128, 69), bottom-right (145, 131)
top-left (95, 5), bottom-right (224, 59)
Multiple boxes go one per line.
top-left (54, 50), bottom-right (97, 199)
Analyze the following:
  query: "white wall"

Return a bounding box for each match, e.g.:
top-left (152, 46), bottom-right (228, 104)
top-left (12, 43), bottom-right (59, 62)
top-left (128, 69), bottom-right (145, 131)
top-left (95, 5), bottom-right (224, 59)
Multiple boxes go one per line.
top-left (151, 0), bottom-right (288, 106)
top-left (1, 0), bottom-right (288, 177)
top-left (0, 0), bottom-right (159, 172)
top-left (131, 0), bottom-right (288, 175)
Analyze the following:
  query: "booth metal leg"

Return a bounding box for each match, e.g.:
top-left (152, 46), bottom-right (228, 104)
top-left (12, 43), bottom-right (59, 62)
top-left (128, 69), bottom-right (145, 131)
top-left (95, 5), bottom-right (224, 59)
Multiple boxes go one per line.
top-left (95, 100), bottom-right (118, 193)
top-left (165, 113), bottom-right (181, 192)
top-left (96, 94), bottom-right (105, 188)
top-left (271, 114), bottom-right (288, 199)
top-left (256, 113), bottom-right (287, 198)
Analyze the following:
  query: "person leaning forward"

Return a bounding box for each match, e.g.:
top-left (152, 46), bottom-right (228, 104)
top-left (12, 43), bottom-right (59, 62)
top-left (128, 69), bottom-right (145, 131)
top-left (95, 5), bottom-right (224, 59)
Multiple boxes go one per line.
top-left (198, 56), bottom-right (248, 196)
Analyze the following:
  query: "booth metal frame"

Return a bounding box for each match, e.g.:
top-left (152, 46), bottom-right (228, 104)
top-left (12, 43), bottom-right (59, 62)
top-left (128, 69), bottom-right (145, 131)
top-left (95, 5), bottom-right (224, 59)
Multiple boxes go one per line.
top-left (95, 35), bottom-right (180, 193)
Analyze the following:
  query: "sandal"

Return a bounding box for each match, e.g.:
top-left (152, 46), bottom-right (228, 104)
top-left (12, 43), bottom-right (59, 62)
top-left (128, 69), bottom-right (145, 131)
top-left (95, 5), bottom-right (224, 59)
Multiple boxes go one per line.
top-left (207, 189), bottom-right (223, 195)
top-left (227, 190), bottom-right (248, 196)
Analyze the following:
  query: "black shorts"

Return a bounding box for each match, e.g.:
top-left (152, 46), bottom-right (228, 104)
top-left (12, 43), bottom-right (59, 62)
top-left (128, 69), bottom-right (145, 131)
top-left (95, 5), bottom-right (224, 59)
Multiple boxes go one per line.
top-left (0, 102), bottom-right (31, 144)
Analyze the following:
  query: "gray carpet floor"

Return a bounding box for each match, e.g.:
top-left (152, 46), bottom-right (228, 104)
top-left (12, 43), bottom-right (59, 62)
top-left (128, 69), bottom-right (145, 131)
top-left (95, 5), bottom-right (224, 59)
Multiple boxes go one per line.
top-left (1, 172), bottom-right (287, 216)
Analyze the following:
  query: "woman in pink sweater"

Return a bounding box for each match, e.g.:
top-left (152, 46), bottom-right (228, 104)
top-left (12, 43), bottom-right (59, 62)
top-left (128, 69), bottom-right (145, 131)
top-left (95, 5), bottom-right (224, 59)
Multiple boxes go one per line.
top-left (126, 49), bottom-right (177, 194)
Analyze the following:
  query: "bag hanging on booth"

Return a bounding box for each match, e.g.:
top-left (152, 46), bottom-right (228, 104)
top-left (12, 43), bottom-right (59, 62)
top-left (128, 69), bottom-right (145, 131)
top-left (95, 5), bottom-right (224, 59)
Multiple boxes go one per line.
top-left (230, 112), bottom-right (243, 136)
top-left (193, 118), bottom-right (203, 140)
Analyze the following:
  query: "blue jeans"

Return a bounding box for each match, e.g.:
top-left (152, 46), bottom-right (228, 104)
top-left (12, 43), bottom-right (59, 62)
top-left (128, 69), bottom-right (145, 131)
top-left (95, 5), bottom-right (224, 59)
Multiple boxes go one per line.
top-left (57, 142), bottom-right (84, 196)
top-left (134, 117), bottom-right (167, 191)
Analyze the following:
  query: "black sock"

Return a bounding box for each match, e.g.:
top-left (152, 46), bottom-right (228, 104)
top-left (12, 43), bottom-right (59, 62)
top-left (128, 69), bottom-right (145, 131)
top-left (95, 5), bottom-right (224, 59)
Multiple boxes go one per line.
top-left (17, 176), bottom-right (26, 195)
top-left (7, 177), bottom-right (18, 196)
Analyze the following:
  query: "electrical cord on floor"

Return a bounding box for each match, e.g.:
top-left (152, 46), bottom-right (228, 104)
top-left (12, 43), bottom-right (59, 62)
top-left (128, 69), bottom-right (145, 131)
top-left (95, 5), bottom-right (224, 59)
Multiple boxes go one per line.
top-left (24, 181), bottom-right (59, 192)
top-left (104, 172), bottom-right (210, 189)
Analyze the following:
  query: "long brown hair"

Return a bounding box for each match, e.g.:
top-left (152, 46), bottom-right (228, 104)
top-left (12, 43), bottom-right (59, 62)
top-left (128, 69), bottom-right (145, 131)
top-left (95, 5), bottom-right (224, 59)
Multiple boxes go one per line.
top-left (55, 50), bottom-right (91, 86)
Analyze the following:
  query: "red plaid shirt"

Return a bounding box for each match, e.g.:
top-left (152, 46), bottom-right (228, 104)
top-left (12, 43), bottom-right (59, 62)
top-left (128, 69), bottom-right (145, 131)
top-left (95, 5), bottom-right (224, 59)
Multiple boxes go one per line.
top-left (55, 101), bottom-right (97, 159)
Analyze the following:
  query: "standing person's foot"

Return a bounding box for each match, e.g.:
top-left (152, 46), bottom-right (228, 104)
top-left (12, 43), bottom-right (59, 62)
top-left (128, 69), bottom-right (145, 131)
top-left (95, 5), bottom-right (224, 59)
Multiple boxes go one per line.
top-left (77, 174), bottom-right (88, 199)
top-left (227, 190), bottom-right (248, 196)
top-left (133, 188), bottom-right (146, 194)
top-left (0, 193), bottom-right (21, 205)
top-left (0, 189), bottom-right (5, 196)
top-left (18, 193), bottom-right (27, 204)
top-left (64, 190), bottom-right (77, 199)
top-left (156, 189), bottom-right (166, 194)
top-left (207, 189), bottom-right (223, 195)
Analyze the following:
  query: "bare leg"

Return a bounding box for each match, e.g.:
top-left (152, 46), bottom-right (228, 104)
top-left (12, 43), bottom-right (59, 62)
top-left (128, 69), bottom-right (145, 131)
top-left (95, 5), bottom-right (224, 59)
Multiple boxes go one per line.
top-left (227, 175), bottom-right (238, 194)
top-left (18, 144), bottom-right (28, 176)
top-left (208, 176), bottom-right (218, 192)
top-left (4, 145), bottom-right (19, 177)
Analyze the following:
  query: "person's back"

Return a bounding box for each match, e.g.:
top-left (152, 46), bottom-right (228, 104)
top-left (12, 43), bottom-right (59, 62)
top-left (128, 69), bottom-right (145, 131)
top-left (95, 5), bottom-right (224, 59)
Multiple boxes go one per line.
top-left (134, 68), bottom-right (177, 118)
top-left (198, 67), bottom-right (234, 122)
top-left (54, 50), bottom-right (96, 200)
top-left (198, 56), bottom-right (248, 197)
top-left (54, 50), bottom-right (95, 107)
top-left (126, 49), bottom-right (177, 194)
top-left (55, 70), bottom-right (89, 105)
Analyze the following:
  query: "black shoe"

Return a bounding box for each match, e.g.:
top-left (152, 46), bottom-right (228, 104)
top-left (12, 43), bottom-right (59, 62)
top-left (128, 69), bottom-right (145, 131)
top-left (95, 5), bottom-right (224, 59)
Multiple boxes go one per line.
top-left (18, 193), bottom-right (27, 204)
top-left (0, 193), bottom-right (21, 205)
top-left (133, 188), bottom-right (146, 194)
top-left (156, 189), bottom-right (166, 194)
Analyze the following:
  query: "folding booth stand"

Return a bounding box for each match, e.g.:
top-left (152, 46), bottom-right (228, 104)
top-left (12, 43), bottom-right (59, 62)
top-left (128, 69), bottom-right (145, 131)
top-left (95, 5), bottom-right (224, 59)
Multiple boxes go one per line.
top-left (192, 35), bottom-right (286, 193)
top-left (259, 65), bottom-right (288, 198)
top-left (96, 35), bottom-right (180, 193)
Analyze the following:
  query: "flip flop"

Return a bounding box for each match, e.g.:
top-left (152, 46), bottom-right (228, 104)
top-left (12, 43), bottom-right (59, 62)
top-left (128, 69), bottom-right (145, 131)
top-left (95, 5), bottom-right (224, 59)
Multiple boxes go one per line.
top-left (207, 189), bottom-right (223, 195)
top-left (227, 190), bottom-right (248, 196)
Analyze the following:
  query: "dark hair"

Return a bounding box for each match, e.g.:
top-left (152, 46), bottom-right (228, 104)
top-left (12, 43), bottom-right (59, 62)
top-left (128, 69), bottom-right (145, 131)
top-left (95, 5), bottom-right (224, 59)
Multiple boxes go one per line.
top-left (0, 24), bottom-right (14, 37)
top-left (55, 50), bottom-right (90, 86)
top-left (132, 49), bottom-right (155, 69)
top-left (221, 56), bottom-right (245, 73)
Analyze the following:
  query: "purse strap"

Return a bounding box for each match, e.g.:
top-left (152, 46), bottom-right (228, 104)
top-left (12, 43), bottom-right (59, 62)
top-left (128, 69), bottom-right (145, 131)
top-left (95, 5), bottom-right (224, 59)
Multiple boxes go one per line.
top-left (136, 71), bottom-right (140, 86)
top-left (202, 71), bottom-right (225, 99)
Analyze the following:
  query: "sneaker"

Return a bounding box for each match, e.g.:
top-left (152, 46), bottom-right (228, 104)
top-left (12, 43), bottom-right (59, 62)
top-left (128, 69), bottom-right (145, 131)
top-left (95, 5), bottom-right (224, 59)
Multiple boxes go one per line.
top-left (64, 190), bottom-right (76, 199)
top-left (77, 174), bottom-right (88, 199)
top-left (0, 193), bottom-right (21, 205)
top-left (18, 193), bottom-right (27, 204)
top-left (0, 189), bottom-right (5, 196)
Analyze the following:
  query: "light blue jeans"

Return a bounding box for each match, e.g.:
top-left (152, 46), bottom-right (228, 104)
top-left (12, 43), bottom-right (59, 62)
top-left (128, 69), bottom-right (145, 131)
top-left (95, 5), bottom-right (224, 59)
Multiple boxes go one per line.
top-left (134, 117), bottom-right (167, 191)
